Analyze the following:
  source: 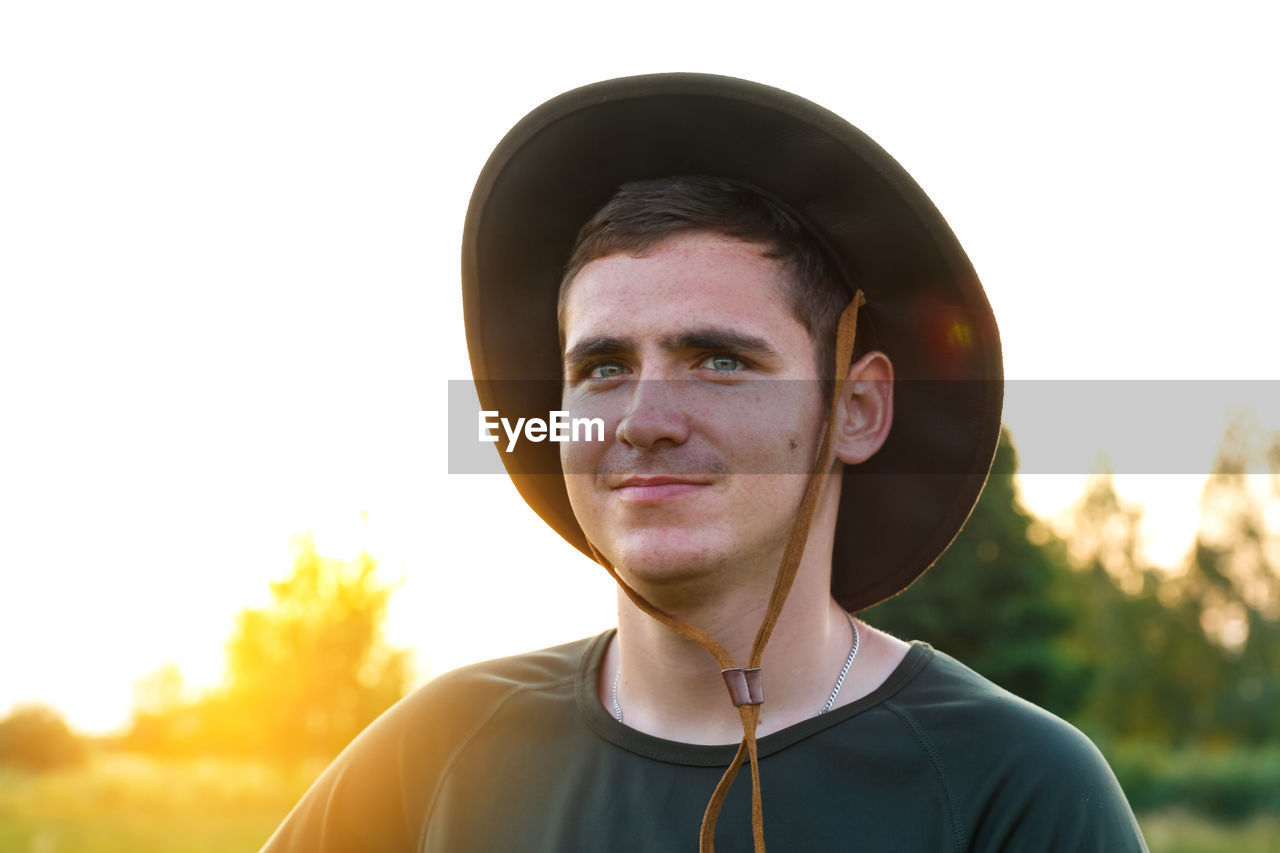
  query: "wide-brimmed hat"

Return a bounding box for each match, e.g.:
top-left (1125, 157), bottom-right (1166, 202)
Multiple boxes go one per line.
top-left (462, 73), bottom-right (1003, 612)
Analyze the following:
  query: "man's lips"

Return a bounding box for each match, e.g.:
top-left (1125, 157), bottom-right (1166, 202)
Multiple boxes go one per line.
top-left (611, 476), bottom-right (711, 503)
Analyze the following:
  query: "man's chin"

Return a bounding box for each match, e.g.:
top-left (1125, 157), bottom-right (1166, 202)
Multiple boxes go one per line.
top-left (601, 533), bottom-right (728, 586)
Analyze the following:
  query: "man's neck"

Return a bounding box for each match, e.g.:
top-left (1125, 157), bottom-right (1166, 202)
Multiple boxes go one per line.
top-left (608, 607), bottom-right (843, 743)
top-left (598, 541), bottom-right (909, 744)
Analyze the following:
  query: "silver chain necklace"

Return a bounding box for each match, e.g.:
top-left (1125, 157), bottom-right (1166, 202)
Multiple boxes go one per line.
top-left (611, 613), bottom-right (860, 723)
top-left (821, 612), bottom-right (860, 713)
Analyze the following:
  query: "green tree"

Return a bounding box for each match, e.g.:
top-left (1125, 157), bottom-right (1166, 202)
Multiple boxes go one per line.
top-left (1065, 422), bottom-right (1280, 747)
top-left (1178, 426), bottom-right (1280, 744)
top-left (1064, 471), bottom-right (1225, 744)
top-left (861, 428), bottom-right (1090, 717)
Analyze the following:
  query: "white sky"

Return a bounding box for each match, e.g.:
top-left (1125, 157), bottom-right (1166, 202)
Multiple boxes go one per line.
top-left (1, 1), bottom-right (1277, 734)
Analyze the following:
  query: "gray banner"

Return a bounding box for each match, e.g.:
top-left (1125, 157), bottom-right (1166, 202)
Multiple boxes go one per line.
top-left (447, 380), bottom-right (1280, 475)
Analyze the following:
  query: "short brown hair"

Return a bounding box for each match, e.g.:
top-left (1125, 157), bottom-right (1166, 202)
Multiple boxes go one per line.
top-left (558, 176), bottom-right (854, 379)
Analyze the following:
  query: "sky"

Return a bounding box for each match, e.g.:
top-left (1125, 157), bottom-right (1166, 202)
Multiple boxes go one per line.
top-left (1, 1), bottom-right (1277, 734)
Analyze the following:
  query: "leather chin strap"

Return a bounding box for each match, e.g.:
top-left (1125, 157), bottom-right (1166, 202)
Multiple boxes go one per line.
top-left (589, 292), bottom-right (866, 853)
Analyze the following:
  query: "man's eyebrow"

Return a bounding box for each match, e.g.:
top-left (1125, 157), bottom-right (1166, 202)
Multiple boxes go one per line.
top-left (660, 328), bottom-right (781, 359)
top-left (562, 336), bottom-right (635, 368)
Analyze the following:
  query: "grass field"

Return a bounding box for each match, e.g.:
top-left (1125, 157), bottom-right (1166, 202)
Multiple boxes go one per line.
top-left (1138, 811), bottom-right (1280, 853)
top-left (0, 754), bottom-right (313, 853)
top-left (1, 753), bottom-right (1276, 852)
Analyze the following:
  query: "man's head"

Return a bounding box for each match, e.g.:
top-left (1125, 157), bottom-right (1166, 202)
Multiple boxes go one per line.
top-left (558, 176), bottom-right (856, 384)
top-left (555, 181), bottom-right (894, 601)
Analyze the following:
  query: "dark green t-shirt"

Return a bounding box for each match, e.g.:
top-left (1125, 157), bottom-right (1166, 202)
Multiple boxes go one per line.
top-left (262, 631), bottom-right (1147, 852)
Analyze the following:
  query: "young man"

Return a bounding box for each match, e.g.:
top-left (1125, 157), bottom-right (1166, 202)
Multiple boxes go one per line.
top-left (263, 75), bottom-right (1147, 852)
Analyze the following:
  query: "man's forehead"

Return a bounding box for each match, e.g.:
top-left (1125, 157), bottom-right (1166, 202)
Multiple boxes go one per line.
top-left (561, 232), bottom-right (792, 337)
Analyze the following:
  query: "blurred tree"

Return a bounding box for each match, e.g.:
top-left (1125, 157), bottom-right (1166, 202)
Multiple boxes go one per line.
top-left (127, 534), bottom-right (412, 762)
top-left (1185, 422), bottom-right (1280, 647)
top-left (1178, 425), bottom-right (1280, 744)
top-left (0, 704), bottom-right (85, 771)
top-left (1064, 472), bottom-right (1228, 744)
top-left (133, 662), bottom-right (186, 716)
top-left (212, 534), bottom-right (412, 760)
top-left (1066, 421), bottom-right (1280, 747)
top-left (127, 663), bottom-right (203, 754)
top-left (860, 428), bottom-right (1091, 717)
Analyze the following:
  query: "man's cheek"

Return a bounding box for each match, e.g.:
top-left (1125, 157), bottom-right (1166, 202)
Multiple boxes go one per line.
top-left (560, 431), bottom-right (608, 476)
top-left (559, 402), bottom-right (618, 475)
top-left (561, 471), bottom-right (597, 527)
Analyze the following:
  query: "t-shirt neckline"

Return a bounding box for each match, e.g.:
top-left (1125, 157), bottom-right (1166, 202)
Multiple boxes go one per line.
top-left (574, 628), bottom-right (935, 767)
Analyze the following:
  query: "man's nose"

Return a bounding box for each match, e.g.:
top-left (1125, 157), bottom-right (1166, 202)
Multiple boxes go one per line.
top-left (615, 380), bottom-right (691, 451)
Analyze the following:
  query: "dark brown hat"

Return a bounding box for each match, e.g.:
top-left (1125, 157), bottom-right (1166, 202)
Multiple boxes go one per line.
top-left (462, 73), bottom-right (1003, 611)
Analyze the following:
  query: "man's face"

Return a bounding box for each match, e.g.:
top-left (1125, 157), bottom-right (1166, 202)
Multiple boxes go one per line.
top-left (559, 232), bottom-right (826, 595)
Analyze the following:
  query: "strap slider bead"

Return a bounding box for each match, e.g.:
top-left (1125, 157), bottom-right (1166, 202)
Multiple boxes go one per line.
top-left (721, 667), bottom-right (764, 706)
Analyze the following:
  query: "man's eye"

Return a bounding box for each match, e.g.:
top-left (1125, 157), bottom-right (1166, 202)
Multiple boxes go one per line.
top-left (588, 362), bottom-right (630, 379)
top-left (700, 354), bottom-right (744, 372)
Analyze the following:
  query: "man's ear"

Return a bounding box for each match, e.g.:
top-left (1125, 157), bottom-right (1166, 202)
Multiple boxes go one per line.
top-left (833, 351), bottom-right (893, 466)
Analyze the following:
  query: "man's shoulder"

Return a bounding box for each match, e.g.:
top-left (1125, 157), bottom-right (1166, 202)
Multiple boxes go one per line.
top-left (366, 630), bottom-right (601, 756)
top-left (404, 631), bottom-right (596, 713)
top-left (895, 647), bottom-right (1066, 720)
top-left (259, 632), bottom-right (605, 853)
top-left (883, 645), bottom-right (1146, 852)
top-left (890, 646), bottom-right (1104, 768)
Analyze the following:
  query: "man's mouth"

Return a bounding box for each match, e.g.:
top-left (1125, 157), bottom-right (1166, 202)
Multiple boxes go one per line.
top-left (611, 475), bottom-right (711, 503)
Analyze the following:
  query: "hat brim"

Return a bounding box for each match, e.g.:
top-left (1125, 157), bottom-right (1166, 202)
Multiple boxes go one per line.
top-left (462, 73), bottom-right (1003, 612)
